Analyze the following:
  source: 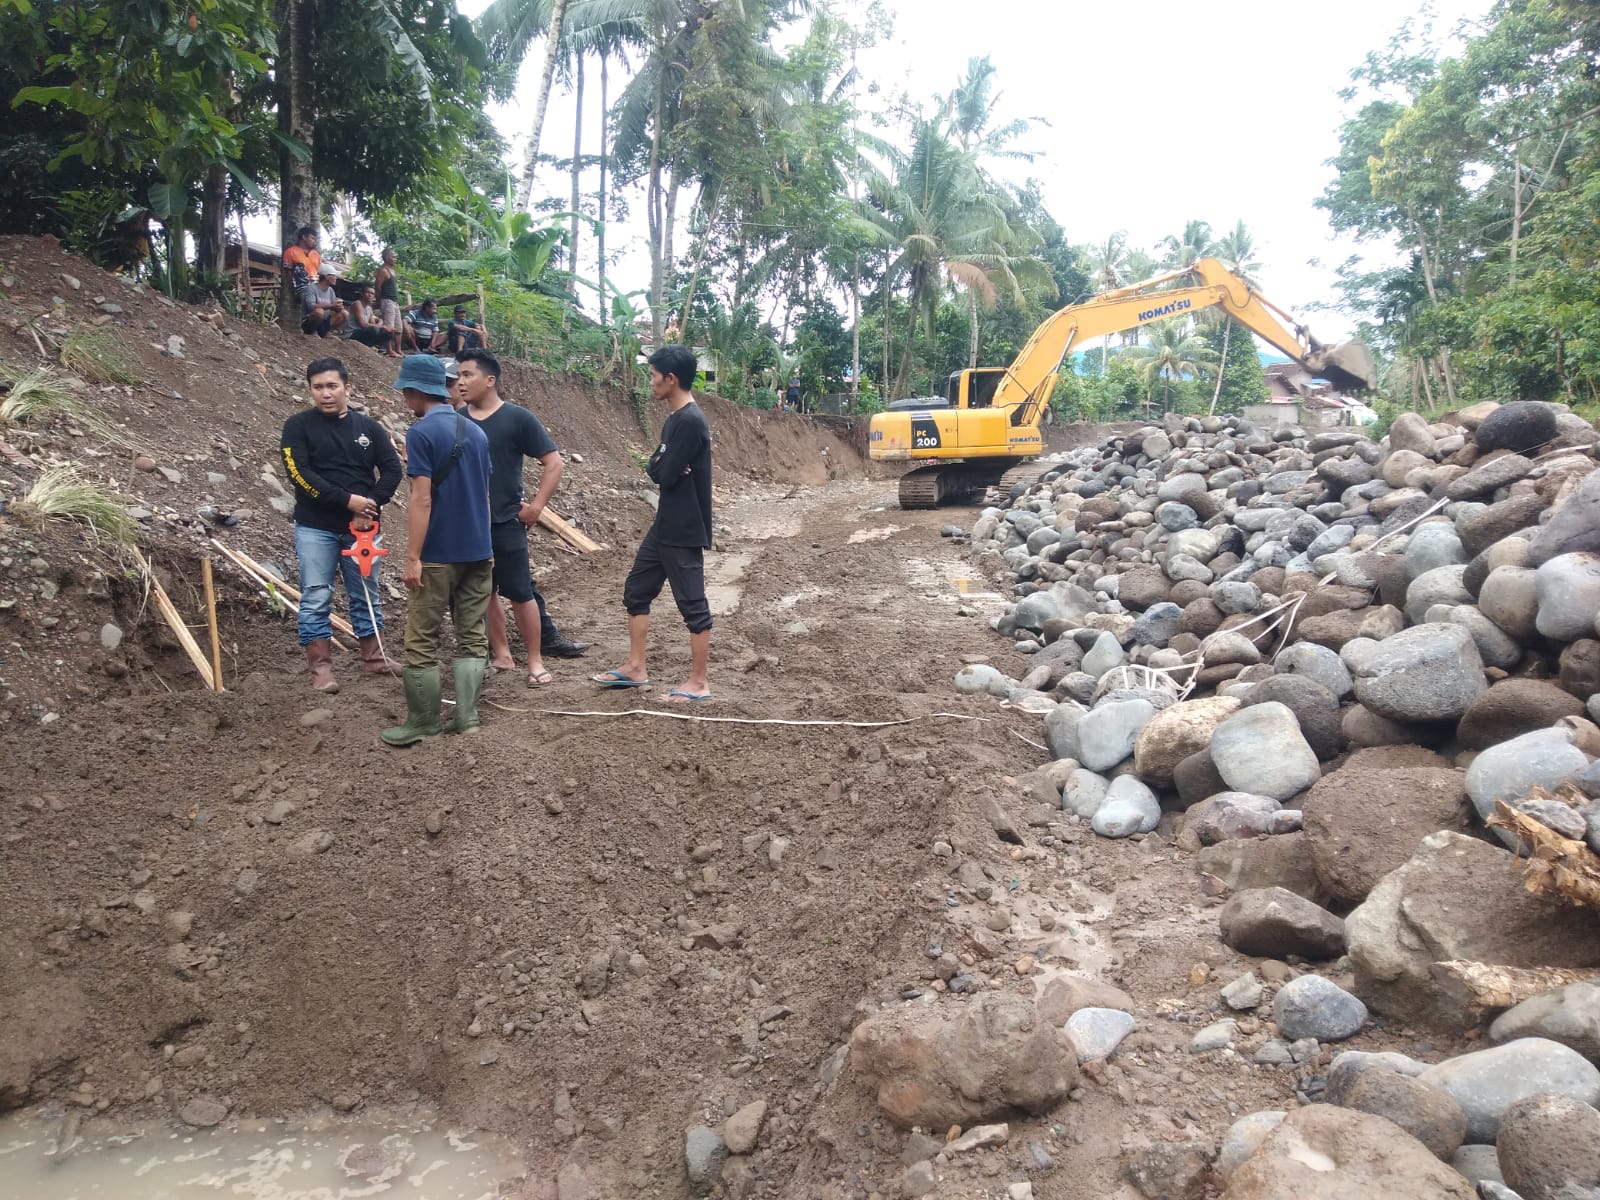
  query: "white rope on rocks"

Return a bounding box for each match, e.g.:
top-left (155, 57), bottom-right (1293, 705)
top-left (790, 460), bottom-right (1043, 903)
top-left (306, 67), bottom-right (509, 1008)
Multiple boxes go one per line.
top-left (1127, 492), bottom-right (1457, 687)
top-left (482, 702), bottom-right (1000, 730)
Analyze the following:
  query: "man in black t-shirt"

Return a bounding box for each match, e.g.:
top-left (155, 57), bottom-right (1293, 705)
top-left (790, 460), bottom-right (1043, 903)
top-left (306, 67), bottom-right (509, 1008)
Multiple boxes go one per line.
top-left (456, 348), bottom-right (589, 686)
top-left (280, 356), bottom-right (404, 691)
top-left (593, 344), bottom-right (714, 702)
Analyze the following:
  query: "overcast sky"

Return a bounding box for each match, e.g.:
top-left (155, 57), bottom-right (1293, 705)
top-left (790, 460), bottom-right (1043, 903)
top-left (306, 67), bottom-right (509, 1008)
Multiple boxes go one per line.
top-left (466, 0), bottom-right (1495, 341)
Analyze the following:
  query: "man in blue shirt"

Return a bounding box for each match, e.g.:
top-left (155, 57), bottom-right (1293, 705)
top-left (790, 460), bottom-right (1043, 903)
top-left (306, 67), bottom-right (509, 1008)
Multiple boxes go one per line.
top-left (382, 354), bottom-right (494, 746)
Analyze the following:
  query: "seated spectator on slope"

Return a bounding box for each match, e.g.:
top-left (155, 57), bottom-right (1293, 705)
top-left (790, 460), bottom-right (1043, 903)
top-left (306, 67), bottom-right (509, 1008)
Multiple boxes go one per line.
top-left (304, 268), bottom-right (348, 338)
top-left (446, 305), bottom-right (490, 355)
top-left (348, 286), bottom-right (399, 353)
top-left (405, 298), bottom-right (445, 354)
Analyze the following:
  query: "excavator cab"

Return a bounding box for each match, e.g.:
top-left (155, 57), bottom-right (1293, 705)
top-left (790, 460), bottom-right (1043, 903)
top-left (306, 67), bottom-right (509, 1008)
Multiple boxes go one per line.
top-left (949, 368), bottom-right (1006, 410)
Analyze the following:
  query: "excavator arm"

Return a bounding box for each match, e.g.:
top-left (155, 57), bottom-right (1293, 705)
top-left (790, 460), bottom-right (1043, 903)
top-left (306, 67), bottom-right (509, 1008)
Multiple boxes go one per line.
top-left (986, 257), bottom-right (1375, 420)
top-left (869, 257), bottom-right (1374, 508)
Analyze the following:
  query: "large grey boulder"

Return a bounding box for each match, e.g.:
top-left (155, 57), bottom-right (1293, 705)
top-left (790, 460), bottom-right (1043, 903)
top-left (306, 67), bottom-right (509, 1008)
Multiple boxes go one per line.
top-left (1419, 1037), bottom-right (1600, 1142)
top-left (1479, 565), bottom-right (1540, 641)
top-left (1496, 1091), bottom-right (1600, 1200)
top-left (1301, 764), bottom-right (1472, 905)
top-left (1091, 775), bottom-right (1161, 838)
top-left (1044, 702), bottom-right (1086, 761)
top-left (1131, 695), bottom-right (1241, 787)
top-left (1274, 642), bottom-right (1353, 699)
top-left (1220, 1104), bottom-right (1475, 1198)
top-left (1273, 974), bottom-right (1368, 1042)
top-left (1536, 552), bottom-right (1600, 642)
top-left (1346, 832), bottom-right (1600, 1031)
top-left (1531, 468), bottom-right (1600, 566)
top-left (956, 664), bottom-right (1012, 697)
top-left (1405, 521), bottom-right (1469, 581)
top-left (1209, 702), bottom-right (1321, 801)
top-left (1061, 768), bottom-right (1111, 820)
top-left (1081, 630), bottom-right (1125, 678)
top-left (849, 992), bottom-right (1078, 1128)
top-left (1464, 727), bottom-right (1590, 840)
top-left (1219, 887), bottom-right (1345, 960)
top-left (1444, 605), bottom-right (1523, 671)
top-left (1343, 623), bottom-right (1485, 723)
top-left (1076, 698), bottom-right (1157, 772)
top-left (1447, 452), bottom-right (1533, 501)
top-left (1475, 400), bottom-right (1559, 454)
top-left (1405, 564), bottom-right (1473, 624)
top-left (1490, 981), bottom-right (1600, 1064)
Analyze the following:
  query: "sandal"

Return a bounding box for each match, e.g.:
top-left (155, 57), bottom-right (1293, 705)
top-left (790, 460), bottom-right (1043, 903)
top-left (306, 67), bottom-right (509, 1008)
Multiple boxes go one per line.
top-left (527, 669), bottom-right (554, 687)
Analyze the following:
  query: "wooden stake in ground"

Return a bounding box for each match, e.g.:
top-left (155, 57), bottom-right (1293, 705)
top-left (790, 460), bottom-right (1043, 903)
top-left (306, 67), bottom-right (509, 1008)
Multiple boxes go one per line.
top-left (130, 547), bottom-right (218, 691)
top-left (209, 538), bottom-right (357, 646)
top-left (201, 556), bottom-right (223, 692)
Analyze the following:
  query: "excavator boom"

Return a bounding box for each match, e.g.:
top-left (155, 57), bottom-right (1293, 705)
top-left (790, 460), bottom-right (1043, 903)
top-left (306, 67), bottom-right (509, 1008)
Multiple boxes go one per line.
top-left (869, 258), bottom-right (1373, 508)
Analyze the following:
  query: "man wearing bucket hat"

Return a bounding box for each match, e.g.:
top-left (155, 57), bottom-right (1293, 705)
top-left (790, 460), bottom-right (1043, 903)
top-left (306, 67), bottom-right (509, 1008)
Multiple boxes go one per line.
top-left (382, 354), bottom-right (494, 747)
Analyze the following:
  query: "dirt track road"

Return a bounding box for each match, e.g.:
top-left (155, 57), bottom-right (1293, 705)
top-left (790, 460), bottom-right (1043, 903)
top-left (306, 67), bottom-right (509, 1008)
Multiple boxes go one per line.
top-left (4, 478), bottom-right (1322, 1197)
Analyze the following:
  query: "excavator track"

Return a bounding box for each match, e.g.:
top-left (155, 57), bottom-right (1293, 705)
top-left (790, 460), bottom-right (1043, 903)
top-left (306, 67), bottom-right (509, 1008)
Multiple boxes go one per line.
top-left (997, 460), bottom-right (1052, 495)
top-left (896, 462), bottom-right (1017, 509)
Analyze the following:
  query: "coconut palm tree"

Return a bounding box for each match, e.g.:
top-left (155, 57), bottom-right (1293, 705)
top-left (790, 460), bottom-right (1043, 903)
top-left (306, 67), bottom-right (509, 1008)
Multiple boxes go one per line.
top-left (1159, 219), bottom-right (1217, 275)
top-left (478, 0), bottom-right (651, 314)
top-left (1127, 319), bottom-right (1219, 415)
top-left (1206, 219), bottom-right (1263, 414)
top-left (857, 116), bottom-right (1045, 397)
top-left (1084, 232), bottom-right (1129, 376)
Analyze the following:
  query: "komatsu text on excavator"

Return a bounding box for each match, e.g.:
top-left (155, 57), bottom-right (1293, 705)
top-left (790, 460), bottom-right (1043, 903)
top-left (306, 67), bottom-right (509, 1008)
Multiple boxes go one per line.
top-left (868, 259), bottom-right (1375, 508)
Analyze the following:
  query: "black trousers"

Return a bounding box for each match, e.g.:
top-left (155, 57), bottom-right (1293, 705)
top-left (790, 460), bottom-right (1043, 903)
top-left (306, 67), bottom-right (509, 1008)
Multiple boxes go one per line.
top-left (623, 529), bottom-right (712, 634)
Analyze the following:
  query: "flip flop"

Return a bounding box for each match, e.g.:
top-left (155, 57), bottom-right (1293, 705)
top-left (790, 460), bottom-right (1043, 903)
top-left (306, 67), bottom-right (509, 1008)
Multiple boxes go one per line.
top-left (592, 669), bottom-right (651, 688)
top-left (488, 662), bottom-right (516, 675)
top-left (527, 669), bottom-right (554, 687)
top-left (662, 690), bottom-right (714, 703)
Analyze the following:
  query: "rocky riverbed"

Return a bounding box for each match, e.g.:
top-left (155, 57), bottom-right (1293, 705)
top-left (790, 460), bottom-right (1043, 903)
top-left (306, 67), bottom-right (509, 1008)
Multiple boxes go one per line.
top-left (872, 401), bottom-right (1600, 1199)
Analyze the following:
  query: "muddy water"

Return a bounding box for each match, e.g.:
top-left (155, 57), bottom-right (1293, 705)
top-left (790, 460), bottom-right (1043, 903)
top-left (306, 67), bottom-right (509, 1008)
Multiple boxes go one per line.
top-left (0, 1112), bottom-right (524, 1199)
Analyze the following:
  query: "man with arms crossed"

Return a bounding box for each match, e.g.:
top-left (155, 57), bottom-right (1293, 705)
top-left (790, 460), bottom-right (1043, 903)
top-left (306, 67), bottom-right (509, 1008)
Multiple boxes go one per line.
top-left (280, 356), bottom-right (403, 691)
top-left (383, 355), bottom-right (495, 746)
top-left (456, 348), bottom-right (588, 686)
top-left (593, 344), bottom-right (714, 702)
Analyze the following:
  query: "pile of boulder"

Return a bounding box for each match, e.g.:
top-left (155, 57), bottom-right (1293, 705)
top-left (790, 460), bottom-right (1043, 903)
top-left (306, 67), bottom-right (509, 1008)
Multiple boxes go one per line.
top-left (922, 400), bottom-right (1600, 1197)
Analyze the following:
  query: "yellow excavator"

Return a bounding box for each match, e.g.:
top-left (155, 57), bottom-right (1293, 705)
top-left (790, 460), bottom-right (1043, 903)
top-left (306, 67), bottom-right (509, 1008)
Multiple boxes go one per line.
top-left (868, 258), bottom-right (1376, 508)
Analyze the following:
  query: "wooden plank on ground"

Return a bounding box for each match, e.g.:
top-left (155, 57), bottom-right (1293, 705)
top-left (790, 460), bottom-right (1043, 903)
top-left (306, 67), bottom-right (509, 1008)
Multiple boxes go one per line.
top-left (538, 506), bottom-right (604, 553)
top-left (1429, 959), bottom-right (1600, 1014)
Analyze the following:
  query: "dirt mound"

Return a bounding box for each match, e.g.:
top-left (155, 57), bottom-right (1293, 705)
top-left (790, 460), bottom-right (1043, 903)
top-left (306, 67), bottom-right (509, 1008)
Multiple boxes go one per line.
top-left (0, 235), bottom-right (865, 725)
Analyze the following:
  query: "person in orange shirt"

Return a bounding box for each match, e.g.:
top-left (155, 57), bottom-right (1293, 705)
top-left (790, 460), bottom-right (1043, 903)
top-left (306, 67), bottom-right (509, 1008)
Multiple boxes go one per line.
top-left (282, 226), bottom-right (321, 316)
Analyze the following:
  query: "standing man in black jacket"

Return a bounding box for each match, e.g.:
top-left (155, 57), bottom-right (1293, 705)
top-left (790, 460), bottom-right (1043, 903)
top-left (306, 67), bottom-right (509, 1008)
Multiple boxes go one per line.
top-left (593, 344), bottom-right (714, 702)
top-left (280, 356), bottom-right (404, 691)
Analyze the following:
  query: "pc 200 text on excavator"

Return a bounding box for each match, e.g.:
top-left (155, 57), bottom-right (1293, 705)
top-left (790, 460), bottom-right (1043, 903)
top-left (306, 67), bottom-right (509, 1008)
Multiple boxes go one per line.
top-left (868, 258), bottom-right (1376, 509)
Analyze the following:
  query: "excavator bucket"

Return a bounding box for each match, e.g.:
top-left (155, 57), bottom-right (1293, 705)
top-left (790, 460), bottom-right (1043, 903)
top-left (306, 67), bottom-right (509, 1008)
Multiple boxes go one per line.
top-left (1303, 340), bottom-right (1377, 394)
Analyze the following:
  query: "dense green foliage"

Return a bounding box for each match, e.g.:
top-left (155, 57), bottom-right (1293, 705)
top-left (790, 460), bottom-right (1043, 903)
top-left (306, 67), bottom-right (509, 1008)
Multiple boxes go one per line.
top-left (1322, 0), bottom-right (1600, 414)
top-left (1, 0), bottom-right (1374, 419)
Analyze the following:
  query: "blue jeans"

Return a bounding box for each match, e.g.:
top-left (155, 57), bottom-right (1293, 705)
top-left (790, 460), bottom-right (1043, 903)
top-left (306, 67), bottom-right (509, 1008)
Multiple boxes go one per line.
top-left (294, 524), bottom-right (383, 644)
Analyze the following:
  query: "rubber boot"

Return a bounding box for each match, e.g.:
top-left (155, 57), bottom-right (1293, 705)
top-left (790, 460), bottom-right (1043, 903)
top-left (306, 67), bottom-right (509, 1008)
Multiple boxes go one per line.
top-left (305, 639), bottom-right (339, 693)
top-left (444, 657), bottom-right (487, 735)
top-left (358, 634), bottom-right (402, 676)
top-left (381, 667), bottom-right (442, 747)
